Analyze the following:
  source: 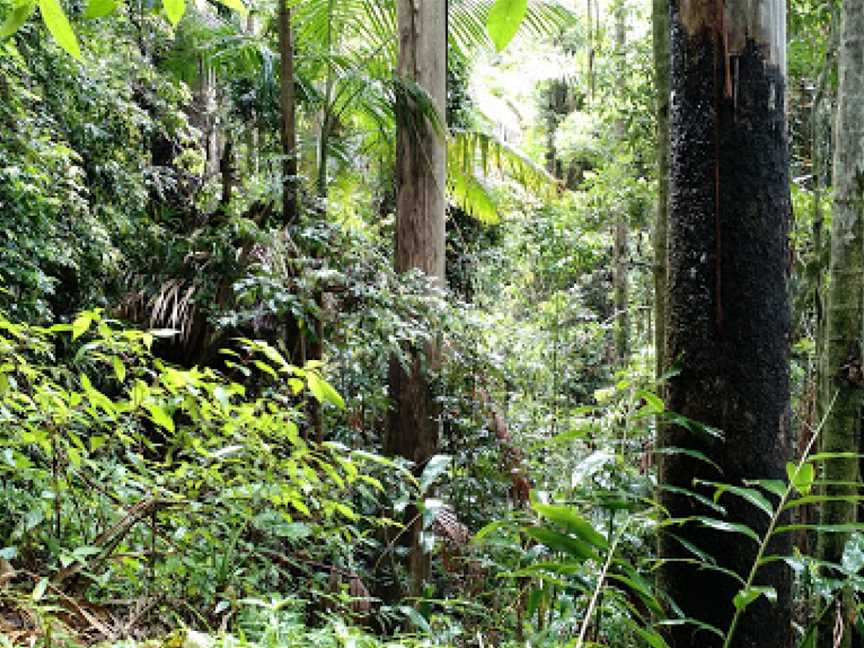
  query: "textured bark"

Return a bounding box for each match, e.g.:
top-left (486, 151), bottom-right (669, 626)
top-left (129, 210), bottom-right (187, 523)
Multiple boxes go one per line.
top-left (658, 1), bottom-right (791, 646)
top-left (278, 0), bottom-right (298, 225)
top-left (613, 6), bottom-right (629, 366)
top-left (387, 0), bottom-right (447, 598)
top-left (652, 0), bottom-right (670, 387)
top-left (816, 2), bottom-right (864, 646)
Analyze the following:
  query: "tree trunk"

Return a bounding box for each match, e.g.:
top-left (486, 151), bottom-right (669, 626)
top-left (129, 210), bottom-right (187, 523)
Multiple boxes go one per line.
top-left (816, 2), bottom-right (864, 646)
top-left (658, 2), bottom-right (791, 646)
top-left (652, 0), bottom-right (669, 388)
top-left (278, 0), bottom-right (298, 225)
top-left (613, 6), bottom-right (629, 366)
top-left (387, 0), bottom-right (447, 600)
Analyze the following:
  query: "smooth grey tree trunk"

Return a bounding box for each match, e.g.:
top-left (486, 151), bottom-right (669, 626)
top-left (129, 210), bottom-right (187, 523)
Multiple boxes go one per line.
top-left (658, 2), bottom-right (792, 646)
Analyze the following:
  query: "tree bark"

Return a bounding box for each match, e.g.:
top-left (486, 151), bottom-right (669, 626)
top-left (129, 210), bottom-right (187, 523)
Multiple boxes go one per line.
top-left (278, 0), bottom-right (298, 225)
top-left (652, 0), bottom-right (669, 388)
top-left (658, 2), bottom-right (791, 646)
top-left (613, 6), bottom-right (629, 366)
top-left (387, 0), bottom-right (447, 599)
top-left (816, 2), bottom-right (864, 646)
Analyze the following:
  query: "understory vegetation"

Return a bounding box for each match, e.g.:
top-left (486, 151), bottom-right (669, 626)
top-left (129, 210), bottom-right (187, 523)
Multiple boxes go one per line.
top-left (0, 0), bottom-right (858, 646)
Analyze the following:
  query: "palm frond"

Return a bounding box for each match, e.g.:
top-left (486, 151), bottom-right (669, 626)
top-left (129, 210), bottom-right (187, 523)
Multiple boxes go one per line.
top-left (447, 128), bottom-right (559, 224)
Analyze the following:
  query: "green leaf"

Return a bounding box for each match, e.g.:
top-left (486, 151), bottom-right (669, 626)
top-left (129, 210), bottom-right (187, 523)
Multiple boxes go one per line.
top-left (733, 586), bottom-right (776, 612)
top-left (162, 0), bottom-right (183, 26)
top-left (306, 372), bottom-right (345, 409)
top-left (419, 454), bottom-right (451, 494)
top-left (0, 0), bottom-right (36, 40)
top-left (84, 0), bottom-right (116, 18)
top-left (112, 355), bottom-right (126, 383)
top-left (634, 628), bottom-right (670, 648)
top-left (787, 461), bottom-right (815, 495)
top-left (32, 577), bottom-right (48, 601)
top-left (38, 0), bottom-right (79, 59)
top-left (698, 481), bottom-right (774, 517)
top-left (525, 526), bottom-right (597, 561)
top-left (532, 503), bottom-right (608, 548)
top-left (486, 0), bottom-right (527, 52)
top-left (473, 520), bottom-right (507, 542)
top-left (145, 402), bottom-right (174, 433)
top-left (744, 479), bottom-right (787, 499)
top-left (214, 0), bottom-right (246, 15)
top-left (72, 312), bottom-right (93, 340)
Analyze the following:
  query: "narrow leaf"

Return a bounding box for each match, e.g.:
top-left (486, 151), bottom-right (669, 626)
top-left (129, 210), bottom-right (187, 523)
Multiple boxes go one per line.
top-left (38, 0), bottom-right (79, 59)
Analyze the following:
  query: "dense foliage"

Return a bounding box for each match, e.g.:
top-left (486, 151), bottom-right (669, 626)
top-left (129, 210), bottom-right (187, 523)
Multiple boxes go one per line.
top-left (0, 0), bottom-right (860, 646)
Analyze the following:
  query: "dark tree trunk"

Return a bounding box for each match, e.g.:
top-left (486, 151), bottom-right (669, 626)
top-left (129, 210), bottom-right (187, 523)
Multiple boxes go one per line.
top-left (278, 0), bottom-right (297, 225)
top-left (658, 2), bottom-right (792, 646)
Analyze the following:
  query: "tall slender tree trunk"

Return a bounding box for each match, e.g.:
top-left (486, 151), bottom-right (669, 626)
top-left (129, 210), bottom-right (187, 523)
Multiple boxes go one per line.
top-left (652, 0), bottom-right (669, 388)
top-left (278, 0), bottom-right (297, 225)
top-left (816, 3), bottom-right (864, 646)
top-left (387, 0), bottom-right (447, 599)
top-left (613, 4), bottom-right (629, 366)
top-left (658, 3), bottom-right (791, 646)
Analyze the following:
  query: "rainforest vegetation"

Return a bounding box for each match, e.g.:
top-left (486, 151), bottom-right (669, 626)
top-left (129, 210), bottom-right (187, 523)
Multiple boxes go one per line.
top-left (0, 0), bottom-right (858, 646)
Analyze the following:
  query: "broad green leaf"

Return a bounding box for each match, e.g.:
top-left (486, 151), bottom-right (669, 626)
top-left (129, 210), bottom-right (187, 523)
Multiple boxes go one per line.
top-left (72, 312), bottom-right (93, 340)
top-left (145, 402), bottom-right (174, 433)
top-left (635, 388), bottom-right (665, 414)
top-left (419, 454), bottom-right (451, 494)
top-left (85, 0), bottom-right (116, 18)
top-left (306, 372), bottom-right (345, 409)
top-left (486, 0), bottom-right (527, 51)
top-left (787, 461), bottom-right (815, 495)
top-left (0, 0), bottom-right (36, 40)
top-left (525, 526), bottom-right (597, 561)
top-left (732, 586), bottom-right (776, 612)
top-left (532, 503), bottom-right (608, 548)
top-left (162, 0), bottom-right (183, 26)
top-left (38, 0), bottom-right (79, 59)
